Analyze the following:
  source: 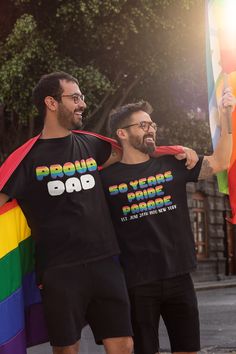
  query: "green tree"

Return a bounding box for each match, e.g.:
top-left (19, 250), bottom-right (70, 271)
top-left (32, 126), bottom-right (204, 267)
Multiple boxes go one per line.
top-left (0, 0), bottom-right (208, 159)
top-left (157, 109), bottom-right (212, 155)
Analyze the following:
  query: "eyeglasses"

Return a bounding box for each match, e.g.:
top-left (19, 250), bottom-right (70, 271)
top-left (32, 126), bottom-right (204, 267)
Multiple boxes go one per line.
top-left (121, 121), bottom-right (158, 132)
top-left (61, 93), bottom-right (85, 104)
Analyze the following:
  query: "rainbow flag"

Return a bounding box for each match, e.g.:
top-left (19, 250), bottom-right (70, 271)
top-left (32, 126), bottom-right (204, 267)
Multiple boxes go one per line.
top-left (0, 200), bottom-right (48, 354)
top-left (206, 0), bottom-right (236, 223)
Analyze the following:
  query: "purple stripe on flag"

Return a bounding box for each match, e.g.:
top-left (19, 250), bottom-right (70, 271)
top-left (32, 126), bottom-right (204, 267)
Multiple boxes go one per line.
top-left (25, 303), bottom-right (49, 347)
top-left (0, 329), bottom-right (26, 354)
top-left (22, 271), bottom-right (41, 307)
top-left (0, 272), bottom-right (48, 348)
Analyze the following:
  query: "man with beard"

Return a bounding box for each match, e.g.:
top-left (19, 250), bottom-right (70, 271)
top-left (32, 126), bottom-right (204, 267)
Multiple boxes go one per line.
top-left (100, 95), bottom-right (234, 354)
top-left (0, 72), bottom-right (134, 354)
top-left (0, 72), bottom-right (199, 354)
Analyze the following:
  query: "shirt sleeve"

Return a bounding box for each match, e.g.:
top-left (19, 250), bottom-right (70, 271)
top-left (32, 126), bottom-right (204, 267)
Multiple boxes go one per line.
top-left (87, 135), bottom-right (112, 166)
top-left (184, 155), bottom-right (204, 182)
top-left (1, 162), bottom-right (27, 200)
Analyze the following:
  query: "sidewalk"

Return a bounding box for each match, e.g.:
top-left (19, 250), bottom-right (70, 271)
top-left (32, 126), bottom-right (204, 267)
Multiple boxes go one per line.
top-left (194, 276), bottom-right (236, 291)
top-left (28, 277), bottom-right (236, 354)
top-left (195, 278), bottom-right (236, 354)
top-left (157, 277), bottom-right (236, 354)
top-left (162, 350), bottom-right (236, 354)
top-left (162, 349), bottom-right (236, 353)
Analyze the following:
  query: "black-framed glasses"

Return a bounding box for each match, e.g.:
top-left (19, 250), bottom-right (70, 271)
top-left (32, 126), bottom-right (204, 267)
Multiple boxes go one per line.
top-left (61, 93), bottom-right (85, 104)
top-left (121, 121), bottom-right (158, 132)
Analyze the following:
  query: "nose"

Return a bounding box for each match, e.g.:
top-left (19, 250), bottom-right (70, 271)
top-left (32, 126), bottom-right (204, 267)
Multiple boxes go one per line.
top-left (79, 98), bottom-right (87, 109)
top-left (148, 125), bottom-right (155, 133)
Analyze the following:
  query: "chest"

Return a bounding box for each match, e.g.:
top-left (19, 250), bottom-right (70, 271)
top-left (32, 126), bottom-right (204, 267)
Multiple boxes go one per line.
top-left (102, 162), bottom-right (187, 224)
top-left (24, 140), bottom-right (101, 198)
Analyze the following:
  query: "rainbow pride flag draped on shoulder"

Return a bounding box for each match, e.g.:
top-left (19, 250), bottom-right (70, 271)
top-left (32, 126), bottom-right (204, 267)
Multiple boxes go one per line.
top-left (206, 0), bottom-right (236, 223)
top-left (0, 200), bottom-right (48, 354)
top-left (0, 134), bottom-right (48, 354)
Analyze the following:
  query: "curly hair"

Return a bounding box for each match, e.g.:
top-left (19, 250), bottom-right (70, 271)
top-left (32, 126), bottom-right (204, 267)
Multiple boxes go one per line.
top-left (32, 71), bottom-right (79, 120)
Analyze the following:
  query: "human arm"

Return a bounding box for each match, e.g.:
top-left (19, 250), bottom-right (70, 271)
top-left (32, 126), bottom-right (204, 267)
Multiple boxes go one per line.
top-left (101, 145), bottom-right (122, 168)
top-left (102, 143), bottom-right (199, 169)
top-left (198, 88), bottom-right (235, 180)
top-left (103, 142), bottom-right (199, 169)
top-left (0, 192), bottom-right (10, 207)
top-left (80, 131), bottom-right (122, 169)
top-left (173, 147), bottom-right (199, 170)
top-left (151, 145), bottom-right (199, 170)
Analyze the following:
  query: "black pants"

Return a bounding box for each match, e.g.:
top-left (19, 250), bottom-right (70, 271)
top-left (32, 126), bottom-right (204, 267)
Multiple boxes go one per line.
top-left (129, 274), bottom-right (200, 354)
top-left (41, 257), bottom-right (133, 346)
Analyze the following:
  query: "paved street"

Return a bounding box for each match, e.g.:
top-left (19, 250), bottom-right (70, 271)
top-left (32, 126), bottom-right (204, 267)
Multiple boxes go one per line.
top-left (158, 286), bottom-right (236, 353)
top-left (27, 286), bottom-right (236, 354)
top-left (197, 287), bottom-right (236, 353)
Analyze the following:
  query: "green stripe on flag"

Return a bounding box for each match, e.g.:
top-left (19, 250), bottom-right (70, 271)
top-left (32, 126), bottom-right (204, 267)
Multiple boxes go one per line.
top-left (217, 171), bottom-right (228, 194)
top-left (0, 236), bottom-right (35, 301)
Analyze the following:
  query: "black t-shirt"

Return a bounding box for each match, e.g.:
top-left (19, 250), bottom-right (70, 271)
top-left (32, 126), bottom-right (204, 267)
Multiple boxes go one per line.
top-left (2, 133), bottom-right (120, 281)
top-left (100, 155), bottom-right (203, 288)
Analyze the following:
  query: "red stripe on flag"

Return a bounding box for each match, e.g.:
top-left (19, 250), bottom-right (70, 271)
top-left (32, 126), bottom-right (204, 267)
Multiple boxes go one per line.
top-left (0, 199), bottom-right (18, 215)
top-left (219, 30), bottom-right (236, 74)
top-left (220, 49), bottom-right (236, 74)
top-left (228, 106), bottom-right (236, 223)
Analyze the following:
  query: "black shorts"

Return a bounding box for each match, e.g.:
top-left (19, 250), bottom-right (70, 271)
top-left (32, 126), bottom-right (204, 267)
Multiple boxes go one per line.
top-left (41, 257), bottom-right (133, 346)
top-left (129, 273), bottom-right (200, 354)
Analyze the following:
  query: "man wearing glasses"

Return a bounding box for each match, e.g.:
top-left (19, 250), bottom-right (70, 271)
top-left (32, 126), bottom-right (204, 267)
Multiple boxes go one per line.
top-left (0, 71), bottom-right (199, 354)
top-left (100, 96), bottom-right (234, 354)
top-left (0, 72), bottom-right (134, 354)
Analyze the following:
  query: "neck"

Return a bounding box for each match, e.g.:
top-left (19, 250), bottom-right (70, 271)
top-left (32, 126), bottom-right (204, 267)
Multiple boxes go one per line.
top-left (121, 145), bottom-right (150, 164)
top-left (40, 117), bottom-right (71, 139)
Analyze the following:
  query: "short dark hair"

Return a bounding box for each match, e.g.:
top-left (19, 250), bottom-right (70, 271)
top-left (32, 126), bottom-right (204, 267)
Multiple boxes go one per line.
top-left (109, 101), bottom-right (153, 139)
top-left (32, 71), bottom-right (79, 120)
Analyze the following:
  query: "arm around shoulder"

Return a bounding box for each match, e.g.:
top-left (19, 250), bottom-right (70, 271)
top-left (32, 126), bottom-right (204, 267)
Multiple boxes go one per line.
top-left (102, 145), bottom-right (122, 168)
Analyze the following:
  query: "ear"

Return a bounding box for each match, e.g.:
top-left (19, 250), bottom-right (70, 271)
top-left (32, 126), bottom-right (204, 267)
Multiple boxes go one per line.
top-left (44, 96), bottom-right (58, 112)
top-left (116, 128), bottom-right (127, 141)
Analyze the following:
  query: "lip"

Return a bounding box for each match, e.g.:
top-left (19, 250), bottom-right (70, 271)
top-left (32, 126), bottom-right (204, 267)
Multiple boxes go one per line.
top-left (74, 111), bottom-right (83, 117)
top-left (144, 136), bottom-right (155, 143)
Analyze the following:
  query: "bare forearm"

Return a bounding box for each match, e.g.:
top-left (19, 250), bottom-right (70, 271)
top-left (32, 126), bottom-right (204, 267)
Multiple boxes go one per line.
top-left (198, 89), bottom-right (234, 180)
top-left (211, 116), bottom-right (232, 171)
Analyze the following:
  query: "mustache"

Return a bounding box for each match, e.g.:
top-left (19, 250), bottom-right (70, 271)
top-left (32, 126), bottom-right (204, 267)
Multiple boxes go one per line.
top-left (74, 108), bottom-right (84, 114)
top-left (143, 132), bottom-right (157, 145)
top-left (144, 133), bottom-right (154, 138)
top-left (143, 132), bottom-right (155, 140)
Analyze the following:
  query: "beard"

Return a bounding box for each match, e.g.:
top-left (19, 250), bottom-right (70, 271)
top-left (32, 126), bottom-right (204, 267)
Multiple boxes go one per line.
top-left (129, 133), bottom-right (156, 154)
top-left (57, 104), bottom-right (83, 130)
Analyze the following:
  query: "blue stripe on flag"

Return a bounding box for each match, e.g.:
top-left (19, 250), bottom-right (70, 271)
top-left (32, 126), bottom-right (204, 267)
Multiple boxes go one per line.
top-left (0, 288), bottom-right (24, 344)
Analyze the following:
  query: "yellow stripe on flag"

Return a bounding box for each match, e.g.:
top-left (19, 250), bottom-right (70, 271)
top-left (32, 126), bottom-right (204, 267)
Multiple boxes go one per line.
top-left (0, 200), bottom-right (31, 259)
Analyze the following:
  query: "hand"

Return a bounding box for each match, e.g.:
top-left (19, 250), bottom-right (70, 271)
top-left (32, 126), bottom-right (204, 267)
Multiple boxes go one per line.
top-left (220, 87), bottom-right (236, 113)
top-left (175, 147), bottom-right (199, 169)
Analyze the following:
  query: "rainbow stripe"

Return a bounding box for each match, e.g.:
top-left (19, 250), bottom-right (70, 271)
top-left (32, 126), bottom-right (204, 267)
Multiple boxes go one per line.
top-left (206, 0), bottom-right (236, 222)
top-left (0, 200), bottom-right (48, 354)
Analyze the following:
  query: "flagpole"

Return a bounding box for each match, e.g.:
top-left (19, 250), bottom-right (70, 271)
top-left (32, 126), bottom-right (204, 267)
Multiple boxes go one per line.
top-left (223, 73), bottom-right (233, 134)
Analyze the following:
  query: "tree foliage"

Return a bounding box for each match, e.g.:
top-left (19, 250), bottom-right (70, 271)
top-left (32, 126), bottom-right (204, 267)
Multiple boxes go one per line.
top-left (157, 110), bottom-right (212, 155)
top-left (0, 0), bottom-right (208, 158)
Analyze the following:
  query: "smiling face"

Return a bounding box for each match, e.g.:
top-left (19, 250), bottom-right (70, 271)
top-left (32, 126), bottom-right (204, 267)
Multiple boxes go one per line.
top-left (57, 80), bottom-right (86, 130)
top-left (121, 111), bottom-right (157, 154)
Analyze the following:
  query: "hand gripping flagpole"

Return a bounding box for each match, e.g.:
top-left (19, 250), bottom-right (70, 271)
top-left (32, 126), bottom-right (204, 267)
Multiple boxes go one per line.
top-left (223, 73), bottom-right (232, 134)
